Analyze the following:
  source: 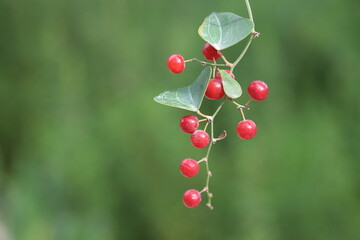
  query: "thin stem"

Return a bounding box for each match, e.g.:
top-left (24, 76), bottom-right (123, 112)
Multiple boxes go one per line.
top-left (204, 121), bottom-right (209, 131)
top-left (245, 99), bottom-right (252, 106)
top-left (212, 66), bottom-right (216, 79)
top-left (199, 119), bottom-right (208, 122)
top-left (203, 120), bottom-right (214, 209)
top-left (231, 100), bottom-right (241, 107)
top-left (220, 53), bottom-right (233, 68)
top-left (245, 0), bottom-right (254, 22)
top-left (230, 35), bottom-right (254, 74)
top-left (212, 99), bottom-right (226, 118)
top-left (229, 0), bottom-right (256, 74)
top-left (240, 108), bottom-right (246, 120)
top-left (197, 158), bottom-right (206, 163)
top-left (185, 58), bottom-right (226, 67)
top-left (196, 110), bottom-right (211, 120)
top-left (231, 100), bottom-right (249, 109)
top-left (202, 99), bottom-right (226, 209)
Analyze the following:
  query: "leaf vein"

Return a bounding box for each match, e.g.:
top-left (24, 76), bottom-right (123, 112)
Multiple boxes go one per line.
top-left (207, 14), bottom-right (216, 45)
top-left (214, 13), bottom-right (222, 47)
top-left (187, 86), bottom-right (195, 108)
top-left (176, 91), bottom-right (187, 107)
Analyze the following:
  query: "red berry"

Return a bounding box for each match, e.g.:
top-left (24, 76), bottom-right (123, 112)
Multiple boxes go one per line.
top-left (202, 43), bottom-right (221, 61)
top-left (183, 189), bottom-right (201, 208)
top-left (190, 130), bottom-right (210, 148)
top-left (236, 120), bottom-right (257, 140)
top-left (179, 115), bottom-right (199, 134)
top-left (180, 159), bottom-right (199, 177)
top-left (247, 80), bottom-right (269, 101)
top-left (215, 69), bottom-right (235, 80)
top-left (167, 54), bottom-right (185, 73)
top-left (205, 79), bottom-right (225, 100)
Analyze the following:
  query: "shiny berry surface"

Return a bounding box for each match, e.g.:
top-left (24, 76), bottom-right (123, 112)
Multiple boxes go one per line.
top-left (180, 158), bottom-right (199, 177)
top-left (167, 54), bottom-right (185, 73)
top-left (179, 115), bottom-right (199, 134)
top-left (205, 79), bottom-right (225, 100)
top-left (215, 69), bottom-right (235, 80)
top-left (183, 189), bottom-right (201, 208)
top-left (236, 120), bottom-right (257, 140)
top-left (247, 80), bottom-right (269, 101)
top-left (202, 43), bottom-right (221, 61)
top-left (190, 130), bottom-right (210, 148)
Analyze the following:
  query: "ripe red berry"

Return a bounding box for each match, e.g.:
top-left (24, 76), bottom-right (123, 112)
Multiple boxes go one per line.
top-left (167, 54), bottom-right (185, 73)
top-left (183, 189), bottom-right (201, 208)
top-left (215, 69), bottom-right (235, 80)
top-left (202, 43), bottom-right (221, 61)
top-left (236, 120), bottom-right (257, 140)
top-left (179, 115), bottom-right (199, 134)
top-left (247, 80), bottom-right (269, 101)
top-left (180, 159), bottom-right (199, 177)
top-left (190, 130), bottom-right (210, 148)
top-left (205, 78), bottom-right (225, 100)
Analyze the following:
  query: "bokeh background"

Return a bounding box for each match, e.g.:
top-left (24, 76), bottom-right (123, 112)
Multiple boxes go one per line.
top-left (1, 0), bottom-right (359, 239)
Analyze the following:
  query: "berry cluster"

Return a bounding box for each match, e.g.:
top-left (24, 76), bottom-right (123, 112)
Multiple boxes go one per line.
top-left (156, 3), bottom-right (265, 209)
top-left (166, 42), bottom-right (269, 209)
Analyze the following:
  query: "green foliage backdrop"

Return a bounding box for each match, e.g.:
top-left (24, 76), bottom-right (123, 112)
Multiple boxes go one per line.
top-left (0, 0), bottom-right (359, 239)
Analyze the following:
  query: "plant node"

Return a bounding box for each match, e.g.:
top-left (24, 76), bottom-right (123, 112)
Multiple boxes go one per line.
top-left (252, 31), bottom-right (260, 37)
top-left (200, 187), bottom-right (208, 193)
top-left (206, 203), bottom-right (214, 210)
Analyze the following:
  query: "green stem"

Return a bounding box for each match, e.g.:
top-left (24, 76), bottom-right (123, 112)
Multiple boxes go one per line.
top-left (229, 0), bottom-right (256, 75)
top-left (204, 121), bottom-right (209, 131)
top-left (240, 108), bottom-right (246, 120)
top-left (202, 99), bottom-right (226, 209)
top-left (185, 58), bottom-right (227, 67)
top-left (231, 100), bottom-right (241, 107)
top-left (230, 35), bottom-right (254, 74)
top-left (220, 54), bottom-right (233, 68)
top-left (231, 99), bottom-right (251, 110)
top-left (212, 99), bottom-right (226, 118)
top-left (245, 0), bottom-right (254, 22)
top-left (206, 120), bottom-right (214, 208)
top-left (196, 110), bottom-right (211, 120)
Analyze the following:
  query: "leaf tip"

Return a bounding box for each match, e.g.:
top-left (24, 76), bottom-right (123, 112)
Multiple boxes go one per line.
top-left (153, 94), bottom-right (165, 104)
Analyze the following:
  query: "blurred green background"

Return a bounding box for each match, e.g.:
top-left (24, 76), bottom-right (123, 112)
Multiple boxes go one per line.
top-left (1, 0), bottom-right (359, 239)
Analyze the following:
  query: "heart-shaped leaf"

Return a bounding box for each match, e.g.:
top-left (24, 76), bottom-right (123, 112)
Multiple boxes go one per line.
top-left (198, 12), bottom-right (254, 50)
top-left (154, 67), bottom-right (211, 111)
top-left (220, 70), bottom-right (242, 99)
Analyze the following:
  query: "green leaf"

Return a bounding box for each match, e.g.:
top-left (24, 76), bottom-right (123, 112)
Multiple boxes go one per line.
top-left (220, 70), bottom-right (242, 99)
top-left (154, 67), bottom-right (211, 111)
top-left (198, 12), bottom-right (254, 50)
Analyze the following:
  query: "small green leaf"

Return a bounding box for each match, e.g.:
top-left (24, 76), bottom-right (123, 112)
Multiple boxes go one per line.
top-left (220, 70), bottom-right (242, 99)
top-left (198, 12), bottom-right (254, 50)
top-left (154, 67), bottom-right (211, 111)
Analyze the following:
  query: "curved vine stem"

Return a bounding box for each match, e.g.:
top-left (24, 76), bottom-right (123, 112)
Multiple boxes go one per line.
top-left (202, 99), bottom-right (226, 209)
top-left (245, 0), bottom-right (254, 22)
top-left (230, 34), bottom-right (255, 74)
top-left (229, 0), bottom-right (257, 74)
